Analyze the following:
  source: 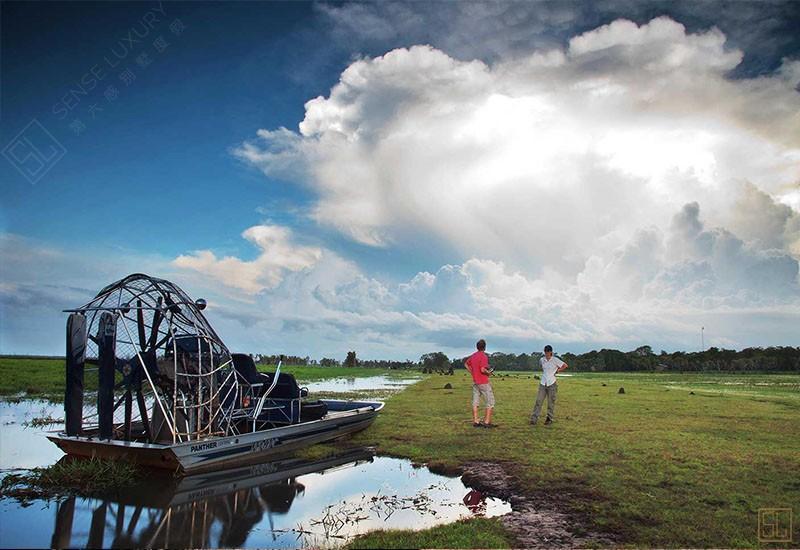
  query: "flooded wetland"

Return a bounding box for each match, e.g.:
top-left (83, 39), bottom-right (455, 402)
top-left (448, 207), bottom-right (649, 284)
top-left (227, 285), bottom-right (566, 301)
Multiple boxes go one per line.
top-left (0, 374), bottom-right (510, 549)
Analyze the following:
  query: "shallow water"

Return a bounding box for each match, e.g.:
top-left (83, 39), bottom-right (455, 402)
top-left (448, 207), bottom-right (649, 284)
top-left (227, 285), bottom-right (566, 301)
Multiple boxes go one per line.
top-left (302, 375), bottom-right (420, 393)
top-left (0, 390), bottom-right (510, 548)
top-left (0, 399), bottom-right (65, 469)
top-left (0, 451), bottom-right (510, 548)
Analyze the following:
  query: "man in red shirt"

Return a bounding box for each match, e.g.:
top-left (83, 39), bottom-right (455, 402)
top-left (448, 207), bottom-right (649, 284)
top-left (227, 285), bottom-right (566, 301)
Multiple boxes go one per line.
top-left (464, 339), bottom-right (496, 428)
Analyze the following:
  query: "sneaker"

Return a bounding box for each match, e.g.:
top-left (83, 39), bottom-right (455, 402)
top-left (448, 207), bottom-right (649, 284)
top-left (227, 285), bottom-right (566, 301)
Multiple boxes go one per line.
top-left (544, 419), bottom-right (553, 426)
top-left (473, 422), bottom-right (483, 428)
top-left (482, 423), bottom-right (498, 428)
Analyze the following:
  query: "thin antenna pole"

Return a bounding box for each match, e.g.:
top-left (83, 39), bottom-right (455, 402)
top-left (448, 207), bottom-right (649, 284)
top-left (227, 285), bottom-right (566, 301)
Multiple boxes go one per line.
top-left (701, 326), bottom-right (704, 351)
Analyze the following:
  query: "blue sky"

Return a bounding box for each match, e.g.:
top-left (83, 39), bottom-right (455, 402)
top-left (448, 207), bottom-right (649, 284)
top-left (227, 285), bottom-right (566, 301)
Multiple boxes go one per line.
top-left (2, 1), bottom-right (799, 359)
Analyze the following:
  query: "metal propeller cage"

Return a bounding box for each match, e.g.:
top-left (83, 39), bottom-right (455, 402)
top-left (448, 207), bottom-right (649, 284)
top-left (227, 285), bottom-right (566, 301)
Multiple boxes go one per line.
top-left (66, 274), bottom-right (239, 443)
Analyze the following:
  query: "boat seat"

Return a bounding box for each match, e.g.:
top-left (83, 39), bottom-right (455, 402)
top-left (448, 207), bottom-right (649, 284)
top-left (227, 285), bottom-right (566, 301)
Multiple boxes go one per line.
top-left (258, 372), bottom-right (308, 399)
top-left (231, 353), bottom-right (269, 386)
top-left (229, 354), bottom-right (312, 426)
top-left (231, 353), bottom-right (308, 399)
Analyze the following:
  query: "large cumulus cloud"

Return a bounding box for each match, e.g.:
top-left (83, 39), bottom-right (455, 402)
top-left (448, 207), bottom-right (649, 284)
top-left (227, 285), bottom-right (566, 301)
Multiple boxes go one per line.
top-left (228, 16), bottom-right (800, 355)
top-left (236, 18), bottom-right (799, 277)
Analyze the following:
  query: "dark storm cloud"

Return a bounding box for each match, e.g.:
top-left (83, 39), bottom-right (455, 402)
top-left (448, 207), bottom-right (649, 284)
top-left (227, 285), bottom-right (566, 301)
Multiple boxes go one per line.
top-left (314, 0), bottom-right (800, 77)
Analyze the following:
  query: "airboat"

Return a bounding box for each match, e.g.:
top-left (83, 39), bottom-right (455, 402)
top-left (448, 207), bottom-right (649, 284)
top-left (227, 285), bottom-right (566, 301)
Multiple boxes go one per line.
top-left (48, 273), bottom-right (383, 473)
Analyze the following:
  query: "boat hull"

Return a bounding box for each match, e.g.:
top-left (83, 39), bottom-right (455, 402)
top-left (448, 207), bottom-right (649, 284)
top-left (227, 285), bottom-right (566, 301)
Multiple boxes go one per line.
top-left (48, 400), bottom-right (383, 473)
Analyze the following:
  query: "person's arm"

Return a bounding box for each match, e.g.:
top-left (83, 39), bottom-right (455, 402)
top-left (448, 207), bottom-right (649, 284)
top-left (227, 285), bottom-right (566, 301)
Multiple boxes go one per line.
top-left (464, 357), bottom-right (471, 372)
top-left (556, 359), bottom-right (568, 374)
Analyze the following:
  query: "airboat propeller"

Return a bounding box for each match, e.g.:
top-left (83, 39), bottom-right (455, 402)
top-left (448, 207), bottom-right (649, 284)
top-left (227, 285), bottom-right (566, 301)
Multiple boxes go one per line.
top-left (51, 273), bottom-right (384, 473)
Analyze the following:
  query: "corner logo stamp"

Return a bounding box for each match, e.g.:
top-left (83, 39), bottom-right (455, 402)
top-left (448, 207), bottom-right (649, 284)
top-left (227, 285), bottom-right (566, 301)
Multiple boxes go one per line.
top-left (2, 119), bottom-right (66, 184)
top-left (758, 508), bottom-right (792, 543)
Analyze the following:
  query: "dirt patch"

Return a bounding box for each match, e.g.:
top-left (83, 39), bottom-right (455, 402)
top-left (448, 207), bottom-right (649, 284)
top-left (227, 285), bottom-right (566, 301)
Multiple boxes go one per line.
top-left (460, 461), bottom-right (617, 548)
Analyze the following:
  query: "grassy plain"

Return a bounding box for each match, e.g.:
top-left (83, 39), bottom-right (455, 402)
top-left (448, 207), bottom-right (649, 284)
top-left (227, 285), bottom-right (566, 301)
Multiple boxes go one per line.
top-left (3, 357), bottom-right (797, 546)
top-left (0, 357), bottom-right (417, 398)
top-left (0, 357), bottom-right (68, 396)
top-left (343, 371), bottom-right (799, 548)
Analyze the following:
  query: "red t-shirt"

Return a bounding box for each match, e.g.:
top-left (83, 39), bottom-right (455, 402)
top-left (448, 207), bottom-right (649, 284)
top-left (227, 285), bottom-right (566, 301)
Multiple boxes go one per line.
top-left (466, 351), bottom-right (490, 384)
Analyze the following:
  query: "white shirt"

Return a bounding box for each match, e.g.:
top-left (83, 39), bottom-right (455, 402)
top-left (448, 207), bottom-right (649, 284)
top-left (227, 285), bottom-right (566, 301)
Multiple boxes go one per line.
top-left (539, 355), bottom-right (564, 386)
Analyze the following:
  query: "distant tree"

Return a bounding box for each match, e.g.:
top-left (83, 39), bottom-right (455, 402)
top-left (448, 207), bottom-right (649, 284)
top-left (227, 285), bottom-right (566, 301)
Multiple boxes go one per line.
top-left (240, 345), bottom-right (800, 374)
top-left (419, 352), bottom-right (450, 373)
top-left (633, 345), bottom-right (653, 356)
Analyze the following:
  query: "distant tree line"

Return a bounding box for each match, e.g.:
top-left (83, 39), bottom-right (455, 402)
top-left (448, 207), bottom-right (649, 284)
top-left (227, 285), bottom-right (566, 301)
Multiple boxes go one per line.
top-left (252, 351), bottom-right (417, 370)
top-left (6, 345), bottom-right (799, 373)
top-left (560, 346), bottom-right (800, 373)
top-left (249, 346), bottom-right (800, 373)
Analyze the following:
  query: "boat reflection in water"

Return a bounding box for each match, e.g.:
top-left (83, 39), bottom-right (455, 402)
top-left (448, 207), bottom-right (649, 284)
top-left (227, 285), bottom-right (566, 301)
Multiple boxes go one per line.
top-left (47, 449), bottom-right (511, 549)
top-left (51, 449), bottom-right (371, 549)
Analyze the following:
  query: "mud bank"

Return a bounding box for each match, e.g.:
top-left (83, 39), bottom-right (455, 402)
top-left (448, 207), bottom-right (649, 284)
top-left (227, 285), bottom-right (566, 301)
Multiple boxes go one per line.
top-left (460, 461), bottom-right (617, 548)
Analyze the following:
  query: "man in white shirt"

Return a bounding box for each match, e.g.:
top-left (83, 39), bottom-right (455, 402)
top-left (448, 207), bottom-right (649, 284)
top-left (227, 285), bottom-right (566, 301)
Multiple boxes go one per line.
top-left (530, 345), bottom-right (568, 426)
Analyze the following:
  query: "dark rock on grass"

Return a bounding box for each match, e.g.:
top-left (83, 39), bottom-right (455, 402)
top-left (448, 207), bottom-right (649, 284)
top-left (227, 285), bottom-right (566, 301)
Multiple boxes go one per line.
top-left (444, 383), bottom-right (453, 389)
top-left (534, 375), bottom-right (540, 380)
top-left (618, 387), bottom-right (625, 394)
top-left (690, 391), bottom-right (695, 395)
top-left (602, 383), bottom-right (607, 386)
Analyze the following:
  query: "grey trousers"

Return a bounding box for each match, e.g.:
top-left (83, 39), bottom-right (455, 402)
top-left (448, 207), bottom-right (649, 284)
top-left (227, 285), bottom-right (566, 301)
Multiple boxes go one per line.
top-left (531, 383), bottom-right (557, 423)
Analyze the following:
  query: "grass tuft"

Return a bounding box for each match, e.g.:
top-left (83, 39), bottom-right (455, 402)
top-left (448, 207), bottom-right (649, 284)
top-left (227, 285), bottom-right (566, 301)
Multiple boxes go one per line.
top-left (1, 457), bottom-right (141, 503)
top-left (346, 517), bottom-right (513, 549)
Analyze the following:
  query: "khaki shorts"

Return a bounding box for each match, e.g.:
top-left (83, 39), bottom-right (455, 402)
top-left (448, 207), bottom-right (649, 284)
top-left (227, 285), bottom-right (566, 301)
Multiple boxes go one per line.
top-left (472, 383), bottom-right (495, 408)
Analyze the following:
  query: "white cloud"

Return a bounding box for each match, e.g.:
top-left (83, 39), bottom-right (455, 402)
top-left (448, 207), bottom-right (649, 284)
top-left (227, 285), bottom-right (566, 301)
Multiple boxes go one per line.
top-left (4, 16), bottom-right (800, 358)
top-left (3, 204), bottom-right (799, 358)
top-left (0, 234), bottom-right (175, 355)
top-left (236, 17), bottom-right (800, 279)
top-left (172, 224), bottom-right (322, 294)
top-left (225, 16), bottom-right (800, 355)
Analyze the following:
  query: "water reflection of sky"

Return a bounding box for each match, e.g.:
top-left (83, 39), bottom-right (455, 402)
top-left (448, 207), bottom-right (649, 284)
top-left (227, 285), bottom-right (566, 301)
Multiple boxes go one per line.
top-left (0, 397), bottom-right (510, 548)
top-left (0, 400), bottom-right (64, 469)
top-left (0, 455), bottom-right (510, 549)
top-left (302, 375), bottom-right (420, 393)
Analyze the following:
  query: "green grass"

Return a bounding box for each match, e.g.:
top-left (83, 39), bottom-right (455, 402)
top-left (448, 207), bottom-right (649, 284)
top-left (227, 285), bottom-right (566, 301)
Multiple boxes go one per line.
top-left (0, 357), bottom-right (420, 398)
top-left (0, 457), bottom-right (141, 503)
top-left (0, 357), bottom-right (69, 396)
top-left (347, 517), bottom-right (513, 549)
top-left (331, 371), bottom-right (800, 547)
top-left (258, 364), bottom-right (420, 381)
